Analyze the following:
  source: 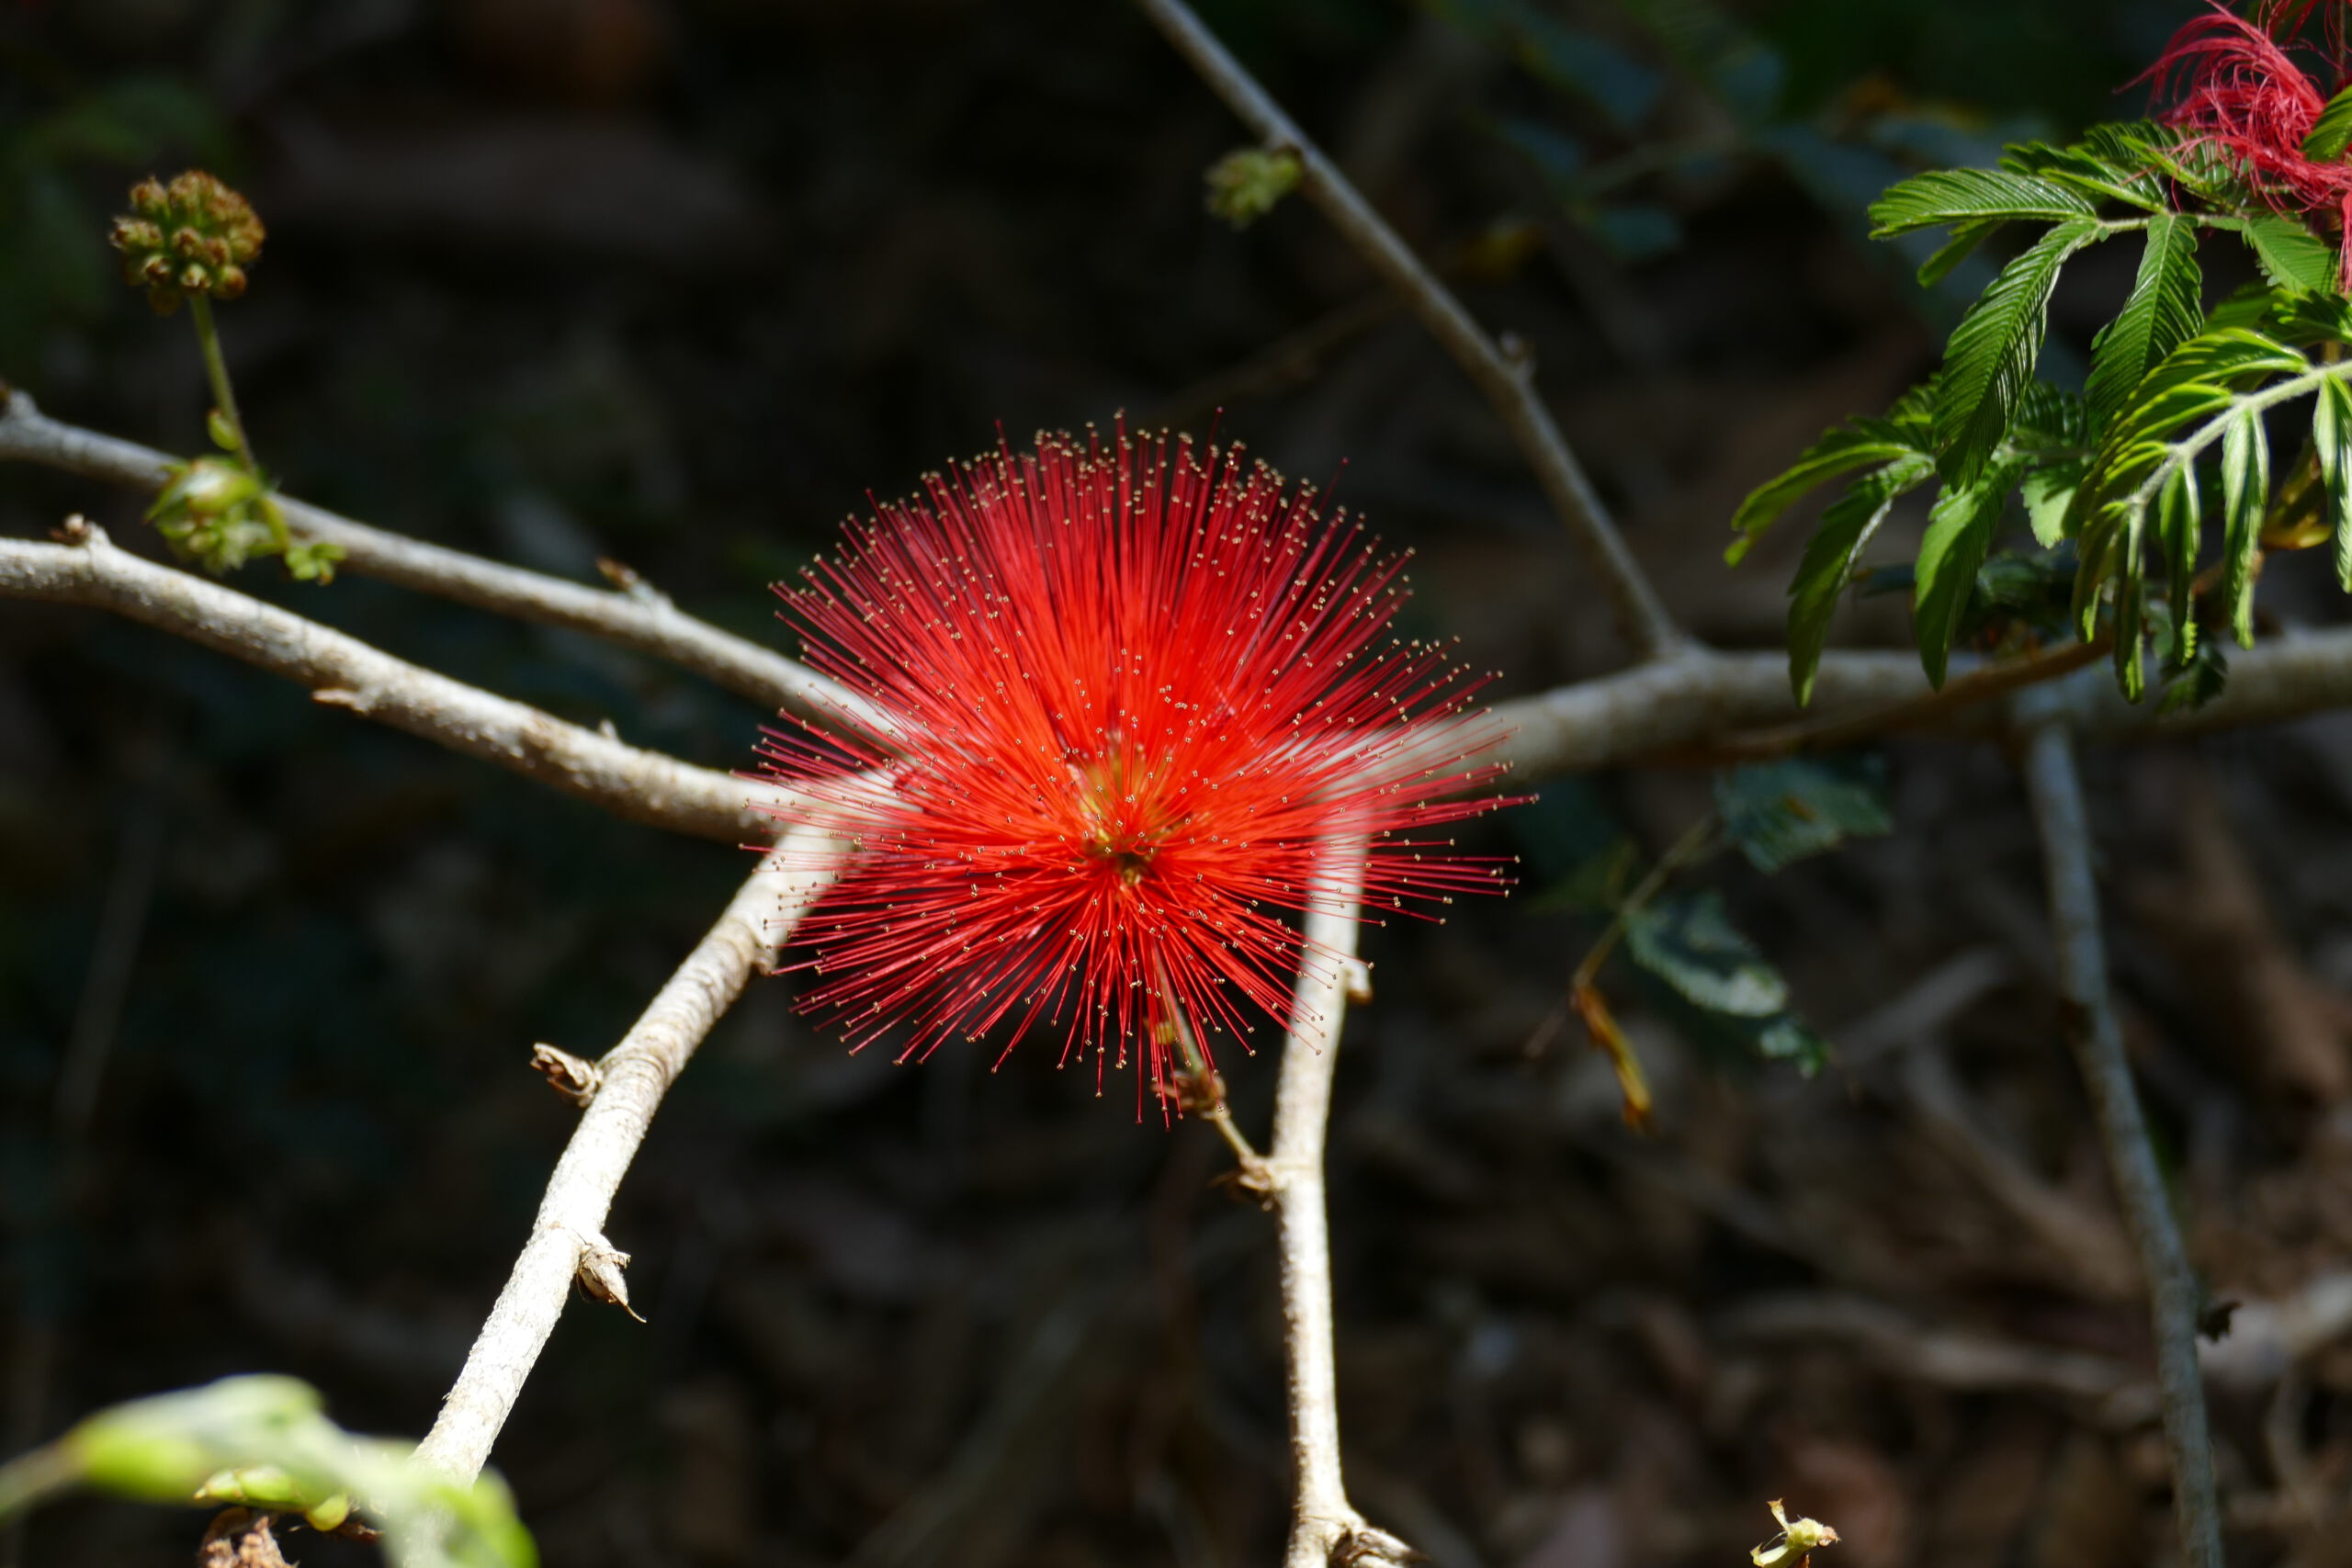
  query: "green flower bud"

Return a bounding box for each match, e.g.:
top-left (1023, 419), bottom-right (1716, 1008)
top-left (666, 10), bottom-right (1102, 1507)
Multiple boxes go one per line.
top-left (109, 172), bottom-right (265, 315)
top-left (1204, 146), bottom-right (1302, 230)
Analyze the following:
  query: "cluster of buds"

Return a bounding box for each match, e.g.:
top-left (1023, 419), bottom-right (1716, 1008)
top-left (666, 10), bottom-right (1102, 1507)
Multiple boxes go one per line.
top-left (108, 172), bottom-right (265, 314)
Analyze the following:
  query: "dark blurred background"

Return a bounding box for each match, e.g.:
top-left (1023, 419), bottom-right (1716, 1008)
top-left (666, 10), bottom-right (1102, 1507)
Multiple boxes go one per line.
top-left (23, 2), bottom-right (2352, 1565)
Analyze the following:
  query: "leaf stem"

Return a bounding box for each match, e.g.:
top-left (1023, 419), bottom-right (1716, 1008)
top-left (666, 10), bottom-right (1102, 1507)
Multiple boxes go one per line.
top-left (1153, 960), bottom-right (1268, 1177)
top-left (1572, 813), bottom-right (1718, 991)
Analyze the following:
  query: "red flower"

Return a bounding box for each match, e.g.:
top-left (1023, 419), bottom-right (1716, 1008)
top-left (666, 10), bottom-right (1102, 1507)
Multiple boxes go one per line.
top-left (2147, 0), bottom-right (2352, 288)
top-left (753, 427), bottom-right (1515, 1104)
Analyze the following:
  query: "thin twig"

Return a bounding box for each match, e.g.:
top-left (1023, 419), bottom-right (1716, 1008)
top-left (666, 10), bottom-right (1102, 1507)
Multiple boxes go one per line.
top-left (413, 829), bottom-right (838, 1481)
top-left (1129, 0), bottom-right (1686, 662)
top-left (2018, 706), bottom-right (2222, 1568)
top-left (0, 522), bottom-right (787, 842)
top-left (0, 389), bottom-right (879, 730)
top-left (1261, 843), bottom-right (1412, 1568)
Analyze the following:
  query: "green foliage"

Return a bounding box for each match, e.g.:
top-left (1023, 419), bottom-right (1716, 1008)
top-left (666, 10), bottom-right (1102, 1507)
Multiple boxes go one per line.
top-left (1731, 104), bottom-right (2352, 705)
top-left (1714, 754), bottom-right (1894, 873)
top-left (1931, 220), bottom-right (2098, 487)
top-left (1866, 166), bottom-right (2096, 234)
top-left (2231, 213), bottom-right (2338, 294)
top-left (2317, 377), bottom-right (2352, 589)
top-left (2306, 85), bottom-right (2352, 162)
top-left (138, 310), bottom-right (344, 581)
top-left (1782, 453), bottom-right (1935, 702)
top-left (1914, 454), bottom-right (2029, 682)
top-left (1202, 147), bottom-right (1302, 229)
top-left (1519, 758), bottom-right (1891, 1093)
top-left (2085, 215), bottom-right (2201, 430)
top-left (1625, 891), bottom-right (1831, 1074)
top-left (0, 1375), bottom-right (535, 1568)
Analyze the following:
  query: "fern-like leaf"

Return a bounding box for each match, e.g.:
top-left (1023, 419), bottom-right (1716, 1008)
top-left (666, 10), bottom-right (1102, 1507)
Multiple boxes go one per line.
top-left (2086, 214), bottom-right (2202, 432)
top-left (1784, 455), bottom-right (1937, 703)
top-left (2305, 85), bottom-right (2352, 162)
top-left (2317, 376), bottom-right (2352, 589)
top-left (1913, 455), bottom-right (2028, 686)
top-left (1727, 422), bottom-right (1926, 563)
top-left (1867, 169), bottom-right (2097, 237)
top-left (2220, 406), bottom-right (2271, 648)
top-left (2229, 213), bottom-right (2338, 294)
top-left (1999, 125), bottom-right (2170, 211)
top-left (1933, 218), bottom-right (2101, 487)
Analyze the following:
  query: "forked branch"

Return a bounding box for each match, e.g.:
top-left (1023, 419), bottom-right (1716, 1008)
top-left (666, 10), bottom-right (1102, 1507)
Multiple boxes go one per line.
top-left (1129, 0), bottom-right (1686, 662)
top-left (0, 389), bottom-right (881, 731)
top-left (414, 829), bottom-right (839, 1481)
top-left (0, 521), bottom-right (785, 841)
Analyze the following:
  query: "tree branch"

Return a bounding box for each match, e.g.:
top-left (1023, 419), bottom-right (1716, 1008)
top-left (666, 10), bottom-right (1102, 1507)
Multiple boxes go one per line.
top-left (0, 389), bottom-right (882, 732)
top-left (0, 522), bottom-right (785, 841)
top-left (1478, 627), bottom-right (2352, 784)
top-left (1128, 0), bottom-right (1686, 663)
top-left (1260, 844), bottom-right (1412, 1568)
top-left (2018, 704), bottom-right (2222, 1568)
top-left (413, 830), bottom-right (839, 1481)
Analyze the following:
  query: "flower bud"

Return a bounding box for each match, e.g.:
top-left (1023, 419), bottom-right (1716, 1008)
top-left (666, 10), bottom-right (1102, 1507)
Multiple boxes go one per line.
top-left (108, 171), bottom-right (265, 314)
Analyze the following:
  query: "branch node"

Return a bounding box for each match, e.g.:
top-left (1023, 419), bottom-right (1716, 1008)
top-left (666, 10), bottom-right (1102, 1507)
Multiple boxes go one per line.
top-left (308, 686), bottom-right (371, 715)
top-left (571, 1228), bottom-right (643, 1323)
top-left (530, 1043), bottom-right (603, 1108)
top-left (595, 556), bottom-right (674, 610)
top-left (1334, 1523), bottom-right (1425, 1566)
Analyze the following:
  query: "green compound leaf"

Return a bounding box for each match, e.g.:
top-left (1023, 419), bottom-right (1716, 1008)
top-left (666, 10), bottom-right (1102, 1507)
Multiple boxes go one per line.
top-left (1917, 219), bottom-right (2003, 287)
top-left (1914, 454), bottom-right (2029, 687)
top-left (1713, 754), bottom-right (1894, 874)
top-left (1866, 168), bottom-right (2096, 237)
top-left (2305, 84), bottom-right (2352, 162)
top-left (2086, 213), bottom-right (2202, 433)
top-left (2317, 375), bottom-right (2352, 590)
top-left (0, 1375), bottom-right (536, 1568)
top-left (1784, 454), bottom-right (1936, 704)
top-left (1728, 420), bottom-right (1928, 565)
top-left (2022, 460), bottom-right (2084, 547)
top-left (1997, 123), bottom-right (2172, 210)
top-left (2157, 460), bottom-right (2203, 668)
top-left (1934, 218), bottom-right (2102, 487)
top-left (2220, 403), bottom-right (2271, 648)
top-left (2231, 213), bottom-right (2338, 295)
top-left (2066, 326), bottom-right (2310, 642)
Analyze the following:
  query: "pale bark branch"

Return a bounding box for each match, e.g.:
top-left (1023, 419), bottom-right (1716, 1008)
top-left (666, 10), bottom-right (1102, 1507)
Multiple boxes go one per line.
top-left (0, 389), bottom-right (882, 731)
top-left (1476, 628), bottom-right (2352, 784)
top-left (0, 523), bottom-right (786, 841)
top-left (413, 830), bottom-right (838, 1481)
top-left (1261, 845), bottom-right (1413, 1568)
top-left (1128, 0), bottom-right (1687, 663)
top-left (2018, 704), bottom-right (2222, 1568)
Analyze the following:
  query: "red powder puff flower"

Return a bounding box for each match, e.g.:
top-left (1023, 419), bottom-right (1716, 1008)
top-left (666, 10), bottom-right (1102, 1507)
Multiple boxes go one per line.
top-left (752, 427), bottom-right (1516, 1105)
top-left (2146, 0), bottom-right (2352, 288)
